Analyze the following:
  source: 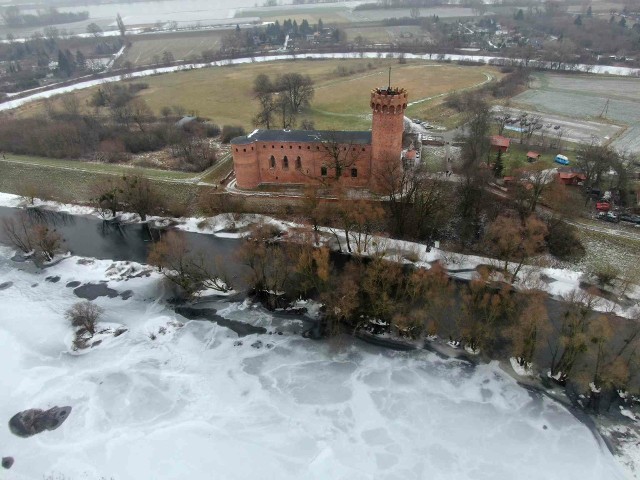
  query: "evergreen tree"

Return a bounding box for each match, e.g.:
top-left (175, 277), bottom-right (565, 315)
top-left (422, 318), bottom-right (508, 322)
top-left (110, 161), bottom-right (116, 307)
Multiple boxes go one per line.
top-left (317, 18), bottom-right (323, 32)
top-left (574, 15), bottom-right (582, 26)
top-left (75, 50), bottom-right (86, 70)
top-left (493, 150), bottom-right (504, 178)
top-left (586, 5), bottom-right (592, 17)
top-left (514, 9), bottom-right (524, 20)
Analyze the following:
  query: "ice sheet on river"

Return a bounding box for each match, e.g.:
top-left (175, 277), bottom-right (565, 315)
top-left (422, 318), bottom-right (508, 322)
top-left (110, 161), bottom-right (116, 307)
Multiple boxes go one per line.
top-left (0, 246), bottom-right (628, 479)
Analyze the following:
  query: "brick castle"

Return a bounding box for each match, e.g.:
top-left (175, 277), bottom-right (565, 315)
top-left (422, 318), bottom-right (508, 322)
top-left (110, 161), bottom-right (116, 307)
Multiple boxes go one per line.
top-left (231, 86), bottom-right (408, 193)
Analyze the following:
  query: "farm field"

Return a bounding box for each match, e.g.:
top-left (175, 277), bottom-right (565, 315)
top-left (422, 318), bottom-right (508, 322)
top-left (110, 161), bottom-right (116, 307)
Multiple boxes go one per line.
top-left (122, 31), bottom-right (230, 67)
top-left (344, 25), bottom-right (426, 44)
top-left (513, 73), bottom-right (640, 153)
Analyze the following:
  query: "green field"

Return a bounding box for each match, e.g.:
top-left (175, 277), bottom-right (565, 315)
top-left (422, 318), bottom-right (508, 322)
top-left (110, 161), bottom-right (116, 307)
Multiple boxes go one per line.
top-left (133, 58), bottom-right (498, 130)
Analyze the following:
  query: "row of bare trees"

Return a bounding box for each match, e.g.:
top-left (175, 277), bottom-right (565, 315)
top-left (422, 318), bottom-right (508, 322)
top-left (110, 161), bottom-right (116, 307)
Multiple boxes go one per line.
top-left (1, 210), bottom-right (63, 263)
top-left (253, 73), bottom-right (315, 129)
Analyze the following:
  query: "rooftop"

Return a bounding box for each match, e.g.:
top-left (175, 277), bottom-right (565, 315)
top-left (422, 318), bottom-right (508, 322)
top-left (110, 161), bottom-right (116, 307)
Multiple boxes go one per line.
top-left (231, 129), bottom-right (372, 146)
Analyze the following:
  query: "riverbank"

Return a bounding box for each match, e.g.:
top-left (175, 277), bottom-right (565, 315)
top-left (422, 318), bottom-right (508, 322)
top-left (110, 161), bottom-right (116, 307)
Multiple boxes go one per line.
top-left (0, 242), bottom-right (630, 479)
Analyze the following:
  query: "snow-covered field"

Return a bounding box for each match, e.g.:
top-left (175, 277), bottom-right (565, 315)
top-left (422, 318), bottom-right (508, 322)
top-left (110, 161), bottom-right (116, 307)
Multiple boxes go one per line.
top-left (0, 245), bottom-right (631, 479)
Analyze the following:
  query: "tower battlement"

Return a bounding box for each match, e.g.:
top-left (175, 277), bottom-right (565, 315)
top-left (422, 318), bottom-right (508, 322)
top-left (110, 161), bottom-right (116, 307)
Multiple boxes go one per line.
top-left (370, 87), bottom-right (408, 114)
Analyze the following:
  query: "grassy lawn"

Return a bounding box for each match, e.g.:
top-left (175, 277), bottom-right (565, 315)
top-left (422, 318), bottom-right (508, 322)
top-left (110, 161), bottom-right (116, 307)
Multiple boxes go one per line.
top-left (15, 59), bottom-right (499, 131)
top-left (134, 59), bottom-right (498, 130)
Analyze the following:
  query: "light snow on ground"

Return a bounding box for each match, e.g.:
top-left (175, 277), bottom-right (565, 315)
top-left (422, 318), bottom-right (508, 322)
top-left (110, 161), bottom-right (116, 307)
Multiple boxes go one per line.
top-left (0, 245), bottom-right (631, 479)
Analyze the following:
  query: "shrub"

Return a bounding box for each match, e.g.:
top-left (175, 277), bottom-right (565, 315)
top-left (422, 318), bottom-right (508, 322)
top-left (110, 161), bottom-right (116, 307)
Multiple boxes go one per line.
top-left (204, 123), bottom-right (221, 138)
top-left (65, 301), bottom-right (103, 336)
top-left (545, 219), bottom-right (585, 260)
top-left (220, 125), bottom-right (246, 143)
top-left (588, 260), bottom-right (620, 288)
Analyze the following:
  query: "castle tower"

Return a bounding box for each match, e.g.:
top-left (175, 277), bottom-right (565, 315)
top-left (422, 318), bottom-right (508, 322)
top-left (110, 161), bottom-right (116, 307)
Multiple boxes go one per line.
top-left (370, 86), bottom-right (408, 192)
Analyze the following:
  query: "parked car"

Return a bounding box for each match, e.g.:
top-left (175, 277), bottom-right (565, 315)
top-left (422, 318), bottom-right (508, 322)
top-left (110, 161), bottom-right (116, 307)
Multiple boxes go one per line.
top-left (596, 201), bottom-right (611, 212)
top-left (554, 154), bottom-right (570, 165)
top-left (597, 211), bottom-right (619, 223)
top-left (619, 213), bottom-right (640, 225)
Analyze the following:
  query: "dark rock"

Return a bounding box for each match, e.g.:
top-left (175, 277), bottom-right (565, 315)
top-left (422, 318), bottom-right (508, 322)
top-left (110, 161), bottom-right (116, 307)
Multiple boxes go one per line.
top-left (1, 457), bottom-right (14, 469)
top-left (9, 406), bottom-right (72, 438)
top-left (76, 259), bottom-right (94, 265)
top-left (0, 281), bottom-right (12, 290)
top-left (73, 283), bottom-right (119, 300)
top-left (90, 340), bottom-right (103, 348)
top-left (66, 281), bottom-right (81, 288)
top-left (233, 341), bottom-right (243, 346)
top-left (113, 328), bottom-right (128, 337)
top-left (277, 331), bottom-right (283, 335)
top-left (31, 283), bottom-right (38, 288)
top-left (120, 290), bottom-right (133, 300)
top-left (45, 276), bottom-right (60, 283)
top-left (251, 340), bottom-right (263, 349)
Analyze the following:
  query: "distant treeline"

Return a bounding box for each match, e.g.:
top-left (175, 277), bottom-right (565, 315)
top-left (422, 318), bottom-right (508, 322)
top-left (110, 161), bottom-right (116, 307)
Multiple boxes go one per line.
top-left (355, 0), bottom-right (444, 10)
top-left (1, 6), bottom-right (89, 27)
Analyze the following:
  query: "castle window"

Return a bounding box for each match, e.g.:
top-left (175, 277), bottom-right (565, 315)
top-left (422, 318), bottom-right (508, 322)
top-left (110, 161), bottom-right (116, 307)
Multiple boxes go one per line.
top-left (281, 145), bottom-right (284, 149)
top-left (295, 156), bottom-right (301, 170)
top-left (269, 156), bottom-right (275, 168)
top-left (289, 145), bottom-right (293, 149)
top-left (351, 168), bottom-right (358, 178)
top-left (272, 145), bottom-right (274, 149)
top-left (343, 147), bottom-right (347, 151)
top-left (263, 145), bottom-right (266, 148)
top-left (316, 146), bottom-right (320, 150)
top-left (243, 148), bottom-right (246, 152)
top-left (321, 166), bottom-right (328, 177)
top-left (362, 147), bottom-right (366, 152)
top-left (298, 146), bottom-right (302, 149)
top-left (283, 156), bottom-right (289, 170)
top-left (235, 148), bottom-right (238, 152)
top-left (307, 146), bottom-right (310, 150)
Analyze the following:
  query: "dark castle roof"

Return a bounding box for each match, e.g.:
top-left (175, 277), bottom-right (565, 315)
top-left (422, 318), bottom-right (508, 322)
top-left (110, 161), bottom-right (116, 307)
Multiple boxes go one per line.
top-left (231, 129), bottom-right (372, 146)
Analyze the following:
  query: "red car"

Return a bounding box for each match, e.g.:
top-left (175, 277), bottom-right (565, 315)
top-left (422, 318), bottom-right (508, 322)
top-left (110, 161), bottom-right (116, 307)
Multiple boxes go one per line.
top-left (596, 202), bottom-right (611, 212)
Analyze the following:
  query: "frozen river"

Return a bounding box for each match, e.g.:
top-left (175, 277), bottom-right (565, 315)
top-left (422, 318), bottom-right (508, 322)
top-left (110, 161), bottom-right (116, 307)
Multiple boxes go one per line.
top-left (0, 244), bottom-right (628, 480)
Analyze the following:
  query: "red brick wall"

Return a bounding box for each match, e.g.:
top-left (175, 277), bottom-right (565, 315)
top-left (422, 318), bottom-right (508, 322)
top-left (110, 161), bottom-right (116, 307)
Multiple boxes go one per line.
top-left (234, 141), bottom-right (373, 189)
top-left (234, 144), bottom-right (261, 189)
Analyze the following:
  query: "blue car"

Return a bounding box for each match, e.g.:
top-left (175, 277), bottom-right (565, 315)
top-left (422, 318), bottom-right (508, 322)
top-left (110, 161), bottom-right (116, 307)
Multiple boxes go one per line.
top-left (554, 154), bottom-right (570, 165)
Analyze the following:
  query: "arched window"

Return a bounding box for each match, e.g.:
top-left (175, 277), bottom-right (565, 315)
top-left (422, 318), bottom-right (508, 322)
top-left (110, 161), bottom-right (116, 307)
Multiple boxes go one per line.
top-left (295, 156), bottom-right (302, 170)
top-left (283, 156), bottom-right (289, 169)
top-left (351, 168), bottom-right (358, 178)
top-left (269, 156), bottom-right (275, 168)
top-left (320, 166), bottom-right (328, 177)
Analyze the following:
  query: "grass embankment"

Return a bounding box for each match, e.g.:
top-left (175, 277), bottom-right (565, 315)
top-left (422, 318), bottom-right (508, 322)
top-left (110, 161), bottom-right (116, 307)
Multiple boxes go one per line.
top-left (0, 156), bottom-right (210, 205)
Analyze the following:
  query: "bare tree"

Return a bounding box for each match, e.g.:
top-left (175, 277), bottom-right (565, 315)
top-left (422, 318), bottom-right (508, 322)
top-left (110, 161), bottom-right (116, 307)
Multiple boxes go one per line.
top-left (120, 175), bottom-right (163, 221)
top-left (484, 214), bottom-right (547, 281)
top-left (65, 301), bottom-right (103, 336)
top-left (319, 133), bottom-right (360, 181)
top-left (275, 73), bottom-right (314, 113)
top-left (148, 230), bottom-right (231, 297)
